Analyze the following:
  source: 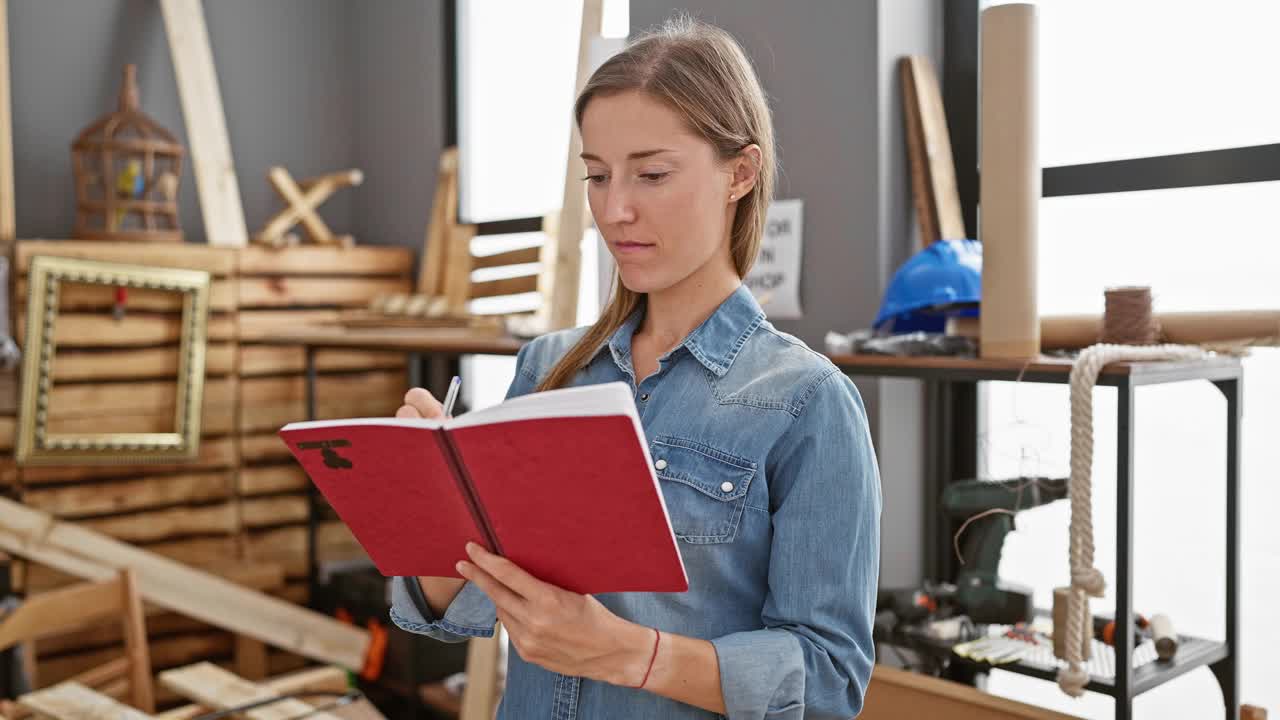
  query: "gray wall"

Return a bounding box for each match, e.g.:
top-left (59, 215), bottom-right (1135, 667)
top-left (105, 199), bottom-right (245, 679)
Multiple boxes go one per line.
top-left (632, 0), bottom-right (938, 587)
top-left (8, 0), bottom-right (443, 249)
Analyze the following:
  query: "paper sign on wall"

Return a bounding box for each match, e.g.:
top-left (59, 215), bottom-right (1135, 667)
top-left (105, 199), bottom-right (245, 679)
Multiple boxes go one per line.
top-left (745, 198), bottom-right (804, 319)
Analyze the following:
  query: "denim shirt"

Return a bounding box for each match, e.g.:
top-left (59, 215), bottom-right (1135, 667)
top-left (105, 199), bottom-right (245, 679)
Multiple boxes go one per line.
top-left (389, 284), bottom-right (881, 719)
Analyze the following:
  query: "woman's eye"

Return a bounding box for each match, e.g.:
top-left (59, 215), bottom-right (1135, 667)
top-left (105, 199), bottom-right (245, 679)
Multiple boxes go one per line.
top-left (582, 174), bottom-right (608, 185)
top-left (640, 172), bottom-right (669, 183)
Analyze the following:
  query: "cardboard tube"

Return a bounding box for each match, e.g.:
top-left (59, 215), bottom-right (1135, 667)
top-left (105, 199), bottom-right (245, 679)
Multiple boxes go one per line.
top-left (1149, 613), bottom-right (1177, 661)
top-left (979, 3), bottom-right (1040, 359)
top-left (1041, 310), bottom-right (1280, 350)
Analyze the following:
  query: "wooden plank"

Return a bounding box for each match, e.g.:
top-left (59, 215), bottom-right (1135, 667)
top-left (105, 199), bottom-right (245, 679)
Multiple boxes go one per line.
top-left (235, 636), bottom-right (270, 681)
top-left (241, 496), bottom-right (308, 529)
top-left (0, 497), bottom-right (370, 670)
top-left (459, 633), bottom-right (502, 720)
top-left (79, 503), bottom-right (239, 544)
top-left (26, 557), bottom-right (284, 598)
top-left (15, 278), bottom-right (235, 313)
top-left (861, 665), bottom-right (1083, 720)
top-left (238, 310), bottom-right (341, 341)
top-left (472, 245), bottom-right (541, 271)
top-left (0, 415), bottom-right (13, 452)
top-left (39, 632), bottom-right (233, 688)
top-left (160, 0), bottom-right (248, 248)
top-left (244, 524), bottom-right (360, 579)
top-left (239, 246), bottom-right (412, 277)
top-left (46, 400), bottom-right (235, 437)
top-left (237, 276), bottom-right (410, 309)
top-left (0, 579), bottom-right (123, 647)
top-left (237, 395), bottom-right (401, 434)
top-left (16, 240), bottom-right (236, 275)
top-left (0, 0), bottom-right (14, 245)
top-left (47, 376), bottom-right (235, 418)
top-left (160, 662), bottom-right (342, 720)
top-left (418, 148), bottom-right (459, 297)
top-left (239, 370), bottom-right (402, 407)
top-left (238, 466), bottom-right (307, 496)
top-left (20, 311), bottom-right (236, 348)
top-left (469, 274), bottom-right (538, 299)
top-left (36, 611), bottom-right (204, 658)
top-left (51, 343), bottom-right (236, 381)
top-left (14, 437), bottom-right (238, 486)
top-left (238, 346), bottom-right (404, 376)
top-left (907, 56), bottom-right (966, 242)
top-left (24, 471), bottom-right (234, 518)
top-left (157, 665), bottom-right (349, 720)
top-left (18, 682), bottom-right (152, 720)
top-left (240, 434), bottom-right (290, 464)
top-left (900, 56), bottom-right (940, 247)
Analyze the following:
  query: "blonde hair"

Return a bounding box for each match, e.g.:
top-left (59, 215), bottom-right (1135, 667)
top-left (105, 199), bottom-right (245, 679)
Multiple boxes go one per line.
top-left (537, 15), bottom-right (776, 392)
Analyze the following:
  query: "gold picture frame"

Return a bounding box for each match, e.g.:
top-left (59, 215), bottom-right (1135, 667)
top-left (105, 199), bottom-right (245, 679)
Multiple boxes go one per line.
top-left (15, 255), bottom-right (211, 465)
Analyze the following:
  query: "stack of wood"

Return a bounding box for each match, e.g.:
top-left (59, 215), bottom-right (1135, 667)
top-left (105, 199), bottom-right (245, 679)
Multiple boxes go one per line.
top-left (234, 245), bottom-right (413, 598)
top-left (2, 240), bottom-right (415, 690)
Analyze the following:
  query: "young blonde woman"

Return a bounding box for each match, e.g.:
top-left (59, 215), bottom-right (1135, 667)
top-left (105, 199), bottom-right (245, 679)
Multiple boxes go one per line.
top-left (390, 17), bottom-right (880, 720)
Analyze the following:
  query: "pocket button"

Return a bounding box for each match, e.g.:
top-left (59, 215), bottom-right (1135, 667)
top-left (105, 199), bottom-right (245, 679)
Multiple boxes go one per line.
top-left (721, 481), bottom-right (734, 493)
top-left (655, 458), bottom-right (668, 470)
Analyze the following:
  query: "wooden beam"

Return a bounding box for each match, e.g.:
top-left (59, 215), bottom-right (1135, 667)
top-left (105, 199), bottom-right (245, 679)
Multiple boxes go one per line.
top-left (900, 56), bottom-right (965, 247)
top-left (0, 578), bottom-right (124, 648)
top-left (160, 0), bottom-right (249, 247)
top-left (0, 0), bottom-right (15, 245)
top-left (14, 436), bottom-right (238, 486)
top-left (238, 246), bottom-right (412, 276)
top-left (469, 274), bottom-right (539, 299)
top-left (156, 666), bottom-right (349, 720)
top-left (0, 497), bottom-right (369, 670)
top-left (472, 245), bottom-right (541, 271)
top-left (22, 471), bottom-right (233, 518)
top-left (18, 682), bottom-right (153, 720)
top-left (16, 278), bottom-right (235, 313)
top-left (15, 241), bottom-right (236, 275)
top-left (160, 662), bottom-right (343, 720)
top-left (19, 311), bottom-right (236, 347)
top-left (236, 276), bottom-right (410, 309)
top-left (237, 346), bottom-right (404, 376)
top-left (50, 344), bottom-right (236, 382)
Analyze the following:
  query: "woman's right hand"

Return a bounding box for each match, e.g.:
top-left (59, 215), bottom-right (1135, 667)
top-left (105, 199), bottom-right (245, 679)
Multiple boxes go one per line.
top-left (399, 387), bottom-right (468, 615)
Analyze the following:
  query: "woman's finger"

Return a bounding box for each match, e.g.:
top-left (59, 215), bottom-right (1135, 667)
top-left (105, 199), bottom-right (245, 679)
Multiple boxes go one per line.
top-left (395, 404), bottom-right (421, 419)
top-left (465, 542), bottom-right (553, 605)
top-left (458, 559), bottom-right (528, 621)
top-left (404, 387), bottom-right (445, 419)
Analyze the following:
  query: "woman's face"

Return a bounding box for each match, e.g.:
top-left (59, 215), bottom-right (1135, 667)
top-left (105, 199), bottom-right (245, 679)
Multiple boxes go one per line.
top-left (579, 90), bottom-right (738, 295)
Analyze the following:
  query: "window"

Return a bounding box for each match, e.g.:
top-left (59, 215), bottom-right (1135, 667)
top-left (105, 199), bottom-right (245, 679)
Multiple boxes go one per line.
top-left (452, 1), bottom-right (628, 410)
top-left (950, 2), bottom-right (1280, 716)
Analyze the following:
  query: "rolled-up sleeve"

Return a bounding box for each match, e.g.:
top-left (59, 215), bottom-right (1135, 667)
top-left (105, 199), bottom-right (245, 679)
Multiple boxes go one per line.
top-left (711, 369), bottom-right (881, 719)
top-left (388, 339), bottom-right (542, 643)
top-left (389, 577), bottom-right (497, 642)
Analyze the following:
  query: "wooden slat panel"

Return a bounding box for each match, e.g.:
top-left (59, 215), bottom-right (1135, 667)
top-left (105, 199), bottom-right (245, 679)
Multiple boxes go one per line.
top-left (238, 346), bottom-right (404, 376)
top-left (20, 311), bottom-right (236, 347)
top-left (469, 274), bottom-right (539, 299)
top-left (239, 370), bottom-right (402, 407)
top-left (37, 632), bottom-right (234, 688)
top-left (237, 276), bottom-right (411, 308)
top-left (238, 466), bottom-right (307, 496)
top-left (238, 246), bottom-right (412, 276)
top-left (238, 396), bottom-right (401, 434)
top-left (241, 434), bottom-right (290, 464)
top-left (13, 437), bottom-right (238, 486)
top-left (16, 240), bottom-right (236, 275)
top-left (241, 496), bottom-right (308, 529)
top-left (52, 343), bottom-right (236, 381)
top-left (160, 662), bottom-right (343, 720)
top-left (24, 471), bottom-right (234, 518)
top-left (25, 557), bottom-right (285, 597)
top-left (48, 376), bottom-right (235, 419)
top-left (16, 278), bottom-right (236, 312)
top-left (79, 502), bottom-right (239, 544)
top-left (46, 400), bottom-right (235, 436)
top-left (238, 310), bottom-right (339, 341)
top-left (245, 524), bottom-right (357, 579)
top-left (472, 246), bottom-right (541, 270)
top-left (18, 682), bottom-right (152, 720)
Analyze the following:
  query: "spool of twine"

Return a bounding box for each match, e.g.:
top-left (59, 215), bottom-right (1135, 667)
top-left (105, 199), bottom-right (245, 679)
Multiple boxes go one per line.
top-left (1101, 286), bottom-right (1161, 344)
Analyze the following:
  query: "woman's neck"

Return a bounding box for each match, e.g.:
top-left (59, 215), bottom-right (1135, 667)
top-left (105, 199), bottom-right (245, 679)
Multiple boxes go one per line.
top-left (637, 266), bottom-right (742, 355)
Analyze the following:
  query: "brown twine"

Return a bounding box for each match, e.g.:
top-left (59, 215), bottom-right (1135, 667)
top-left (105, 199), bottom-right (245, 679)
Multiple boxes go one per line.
top-left (1101, 286), bottom-right (1161, 345)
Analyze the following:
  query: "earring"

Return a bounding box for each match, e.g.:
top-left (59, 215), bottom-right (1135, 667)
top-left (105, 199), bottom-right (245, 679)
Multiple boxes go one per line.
top-left (729, 194), bottom-right (736, 200)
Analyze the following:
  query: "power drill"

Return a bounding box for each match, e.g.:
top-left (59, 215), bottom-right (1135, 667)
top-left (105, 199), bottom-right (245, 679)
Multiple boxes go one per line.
top-left (943, 476), bottom-right (1068, 625)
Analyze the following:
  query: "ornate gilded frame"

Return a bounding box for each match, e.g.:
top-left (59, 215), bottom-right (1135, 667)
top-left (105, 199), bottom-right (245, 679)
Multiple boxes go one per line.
top-left (16, 255), bottom-right (211, 465)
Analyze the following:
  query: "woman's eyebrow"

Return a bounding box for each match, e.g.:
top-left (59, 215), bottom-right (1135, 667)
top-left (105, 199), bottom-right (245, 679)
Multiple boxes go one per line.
top-left (580, 149), bottom-right (676, 162)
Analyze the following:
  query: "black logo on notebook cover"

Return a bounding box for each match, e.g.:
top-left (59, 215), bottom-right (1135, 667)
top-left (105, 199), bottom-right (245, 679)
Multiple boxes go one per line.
top-left (297, 439), bottom-right (353, 469)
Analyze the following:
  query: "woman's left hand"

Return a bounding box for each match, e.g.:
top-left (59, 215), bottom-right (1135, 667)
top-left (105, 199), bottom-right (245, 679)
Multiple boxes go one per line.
top-left (457, 542), bottom-right (655, 686)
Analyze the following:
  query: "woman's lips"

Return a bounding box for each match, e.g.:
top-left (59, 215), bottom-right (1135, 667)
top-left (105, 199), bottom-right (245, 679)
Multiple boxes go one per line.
top-left (613, 242), bottom-right (655, 255)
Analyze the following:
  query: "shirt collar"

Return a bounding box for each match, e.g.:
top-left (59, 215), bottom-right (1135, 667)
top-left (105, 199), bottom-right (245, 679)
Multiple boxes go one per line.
top-left (603, 284), bottom-right (766, 378)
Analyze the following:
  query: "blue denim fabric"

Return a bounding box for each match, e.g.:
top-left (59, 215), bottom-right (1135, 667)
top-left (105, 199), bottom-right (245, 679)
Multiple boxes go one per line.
top-left (390, 284), bottom-right (881, 719)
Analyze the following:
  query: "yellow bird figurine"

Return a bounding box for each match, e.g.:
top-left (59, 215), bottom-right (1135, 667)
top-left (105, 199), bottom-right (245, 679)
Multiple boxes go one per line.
top-left (114, 159), bottom-right (144, 228)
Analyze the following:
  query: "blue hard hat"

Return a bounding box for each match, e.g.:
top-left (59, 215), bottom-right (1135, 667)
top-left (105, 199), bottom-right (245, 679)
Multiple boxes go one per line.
top-left (873, 238), bottom-right (982, 333)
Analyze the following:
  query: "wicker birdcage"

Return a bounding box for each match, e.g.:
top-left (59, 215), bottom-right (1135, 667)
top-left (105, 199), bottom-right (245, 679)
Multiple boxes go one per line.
top-left (71, 65), bottom-right (185, 243)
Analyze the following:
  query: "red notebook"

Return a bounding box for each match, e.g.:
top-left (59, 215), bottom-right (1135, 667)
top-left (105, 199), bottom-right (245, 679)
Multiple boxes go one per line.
top-left (278, 382), bottom-right (688, 594)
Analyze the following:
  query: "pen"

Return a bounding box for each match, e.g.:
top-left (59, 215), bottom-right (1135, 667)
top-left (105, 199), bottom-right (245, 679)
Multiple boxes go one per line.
top-left (442, 375), bottom-right (462, 418)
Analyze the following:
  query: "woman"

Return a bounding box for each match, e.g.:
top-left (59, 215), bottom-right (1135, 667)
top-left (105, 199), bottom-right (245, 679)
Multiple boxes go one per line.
top-left (390, 16), bottom-right (880, 720)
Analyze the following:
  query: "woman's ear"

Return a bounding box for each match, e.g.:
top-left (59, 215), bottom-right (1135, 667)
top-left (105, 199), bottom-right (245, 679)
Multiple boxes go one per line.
top-left (728, 144), bottom-right (762, 202)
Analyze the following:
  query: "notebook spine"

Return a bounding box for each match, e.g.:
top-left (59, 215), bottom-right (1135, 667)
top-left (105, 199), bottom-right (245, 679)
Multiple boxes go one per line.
top-left (434, 428), bottom-right (504, 555)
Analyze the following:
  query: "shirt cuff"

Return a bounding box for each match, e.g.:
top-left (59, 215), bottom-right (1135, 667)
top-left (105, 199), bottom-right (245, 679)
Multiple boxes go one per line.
top-left (711, 628), bottom-right (806, 720)
top-left (388, 577), bottom-right (496, 642)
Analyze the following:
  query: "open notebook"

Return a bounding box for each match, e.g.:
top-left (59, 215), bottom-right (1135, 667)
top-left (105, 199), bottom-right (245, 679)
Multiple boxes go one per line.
top-left (279, 382), bottom-right (688, 594)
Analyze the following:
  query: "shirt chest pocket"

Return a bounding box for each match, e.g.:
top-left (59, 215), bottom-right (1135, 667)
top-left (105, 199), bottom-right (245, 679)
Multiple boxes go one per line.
top-left (650, 437), bottom-right (757, 544)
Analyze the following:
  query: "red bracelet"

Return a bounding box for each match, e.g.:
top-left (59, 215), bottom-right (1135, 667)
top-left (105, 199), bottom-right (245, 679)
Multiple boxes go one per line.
top-left (633, 628), bottom-right (661, 689)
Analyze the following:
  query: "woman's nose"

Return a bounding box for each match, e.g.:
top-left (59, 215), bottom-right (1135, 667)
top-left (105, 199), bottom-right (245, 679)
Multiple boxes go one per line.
top-left (601, 185), bottom-right (636, 225)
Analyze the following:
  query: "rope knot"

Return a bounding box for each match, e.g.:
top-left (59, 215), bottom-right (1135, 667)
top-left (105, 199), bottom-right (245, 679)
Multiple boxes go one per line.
top-left (1057, 663), bottom-right (1089, 697)
top-left (1071, 567), bottom-right (1106, 596)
